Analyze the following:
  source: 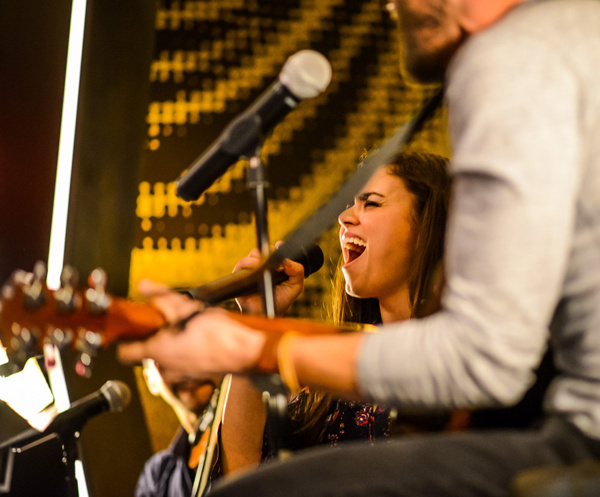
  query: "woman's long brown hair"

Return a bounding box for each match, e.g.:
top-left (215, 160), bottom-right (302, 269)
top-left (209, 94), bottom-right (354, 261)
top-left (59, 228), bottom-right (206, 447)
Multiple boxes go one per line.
top-left (289, 151), bottom-right (451, 443)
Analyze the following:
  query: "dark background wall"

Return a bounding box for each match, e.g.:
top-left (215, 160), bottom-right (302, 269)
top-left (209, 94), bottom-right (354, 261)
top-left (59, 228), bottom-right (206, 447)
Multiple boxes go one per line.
top-left (0, 0), bottom-right (71, 284)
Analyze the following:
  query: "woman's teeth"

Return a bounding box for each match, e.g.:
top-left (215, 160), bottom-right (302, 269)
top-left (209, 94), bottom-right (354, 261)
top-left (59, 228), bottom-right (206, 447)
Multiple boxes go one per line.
top-left (344, 237), bottom-right (366, 262)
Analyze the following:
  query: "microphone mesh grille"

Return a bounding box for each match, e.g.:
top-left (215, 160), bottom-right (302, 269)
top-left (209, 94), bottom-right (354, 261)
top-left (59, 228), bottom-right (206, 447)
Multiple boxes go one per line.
top-left (101, 380), bottom-right (132, 412)
top-left (279, 50), bottom-right (332, 100)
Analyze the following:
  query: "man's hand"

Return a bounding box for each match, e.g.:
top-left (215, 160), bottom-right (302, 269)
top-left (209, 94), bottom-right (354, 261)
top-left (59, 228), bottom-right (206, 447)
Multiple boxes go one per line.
top-left (117, 280), bottom-right (267, 380)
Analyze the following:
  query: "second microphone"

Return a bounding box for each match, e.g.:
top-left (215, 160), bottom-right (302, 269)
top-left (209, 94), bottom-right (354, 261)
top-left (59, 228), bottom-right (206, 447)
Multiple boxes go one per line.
top-left (184, 244), bottom-right (324, 305)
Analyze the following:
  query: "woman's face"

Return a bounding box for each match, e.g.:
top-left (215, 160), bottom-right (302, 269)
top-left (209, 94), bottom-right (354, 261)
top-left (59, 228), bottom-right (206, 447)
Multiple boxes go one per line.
top-left (338, 167), bottom-right (418, 301)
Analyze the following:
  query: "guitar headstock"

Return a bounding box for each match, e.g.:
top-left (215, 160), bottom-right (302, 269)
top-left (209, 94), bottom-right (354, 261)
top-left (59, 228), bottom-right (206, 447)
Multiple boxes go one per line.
top-left (0, 262), bottom-right (166, 377)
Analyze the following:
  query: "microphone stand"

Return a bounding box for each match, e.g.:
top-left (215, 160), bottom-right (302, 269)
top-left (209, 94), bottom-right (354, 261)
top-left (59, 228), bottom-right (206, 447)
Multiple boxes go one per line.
top-left (246, 147), bottom-right (290, 459)
top-left (0, 447), bottom-right (14, 494)
top-left (247, 152), bottom-right (276, 317)
top-left (59, 430), bottom-right (81, 497)
top-left (190, 145), bottom-right (289, 497)
top-left (0, 346), bottom-right (89, 497)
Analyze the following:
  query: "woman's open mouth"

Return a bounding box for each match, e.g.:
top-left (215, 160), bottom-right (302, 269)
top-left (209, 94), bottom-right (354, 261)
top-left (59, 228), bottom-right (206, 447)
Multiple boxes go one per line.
top-left (343, 236), bottom-right (366, 263)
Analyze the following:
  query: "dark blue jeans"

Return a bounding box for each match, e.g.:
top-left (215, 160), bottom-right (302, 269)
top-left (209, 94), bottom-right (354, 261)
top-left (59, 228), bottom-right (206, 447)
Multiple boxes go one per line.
top-left (209, 417), bottom-right (600, 497)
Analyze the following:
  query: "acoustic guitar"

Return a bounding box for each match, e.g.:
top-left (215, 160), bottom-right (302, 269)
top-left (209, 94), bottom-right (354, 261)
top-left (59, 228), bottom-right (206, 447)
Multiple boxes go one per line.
top-left (0, 262), bottom-right (344, 495)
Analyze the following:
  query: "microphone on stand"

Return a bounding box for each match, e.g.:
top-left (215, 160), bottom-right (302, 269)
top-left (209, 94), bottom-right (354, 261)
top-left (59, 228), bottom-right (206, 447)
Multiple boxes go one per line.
top-left (175, 50), bottom-right (332, 201)
top-left (184, 244), bottom-right (324, 305)
top-left (0, 381), bottom-right (131, 450)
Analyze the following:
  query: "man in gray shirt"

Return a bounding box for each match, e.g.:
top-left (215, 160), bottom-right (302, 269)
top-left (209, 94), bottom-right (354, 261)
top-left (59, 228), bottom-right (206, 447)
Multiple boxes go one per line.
top-left (119, 0), bottom-right (600, 495)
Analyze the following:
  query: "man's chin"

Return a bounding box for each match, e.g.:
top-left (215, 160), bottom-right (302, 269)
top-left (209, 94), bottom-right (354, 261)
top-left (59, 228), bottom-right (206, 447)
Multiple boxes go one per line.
top-left (401, 34), bottom-right (466, 85)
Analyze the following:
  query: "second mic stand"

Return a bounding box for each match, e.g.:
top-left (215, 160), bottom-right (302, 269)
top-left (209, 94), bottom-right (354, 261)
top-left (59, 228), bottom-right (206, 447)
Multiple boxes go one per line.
top-left (4, 428), bottom-right (82, 497)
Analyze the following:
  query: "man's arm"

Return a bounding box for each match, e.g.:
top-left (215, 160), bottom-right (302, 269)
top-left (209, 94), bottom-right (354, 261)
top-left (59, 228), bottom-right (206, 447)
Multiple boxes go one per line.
top-left (357, 27), bottom-right (580, 408)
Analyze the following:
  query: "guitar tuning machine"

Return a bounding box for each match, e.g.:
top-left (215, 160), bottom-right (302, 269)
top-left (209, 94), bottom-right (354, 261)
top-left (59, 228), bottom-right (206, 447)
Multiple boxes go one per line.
top-left (10, 322), bottom-right (39, 368)
top-left (46, 326), bottom-right (74, 352)
top-left (55, 265), bottom-right (81, 314)
top-left (22, 261), bottom-right (47, 310)
top-left (85, 268), bottom-right (111, 314)
top-left (1, 282), bottom-right (14, 302)
top-left (9, 268), bottom-right (34, 287)
top-left (74, 329), bottom-right (103, 378)
top-left (2, 270), bottom-right (27, 309)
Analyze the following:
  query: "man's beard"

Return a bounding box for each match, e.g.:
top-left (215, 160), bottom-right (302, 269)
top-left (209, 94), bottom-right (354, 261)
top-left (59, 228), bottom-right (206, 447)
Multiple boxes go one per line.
top-left (401, 33), bottom-right (461, 83)
top-left (396, 2), bottom-right (466, 84)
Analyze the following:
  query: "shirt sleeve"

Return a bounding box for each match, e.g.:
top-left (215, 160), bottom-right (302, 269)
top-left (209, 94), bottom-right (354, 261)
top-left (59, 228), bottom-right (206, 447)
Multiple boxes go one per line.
top-left (358, 27), bottom-right (582, 408)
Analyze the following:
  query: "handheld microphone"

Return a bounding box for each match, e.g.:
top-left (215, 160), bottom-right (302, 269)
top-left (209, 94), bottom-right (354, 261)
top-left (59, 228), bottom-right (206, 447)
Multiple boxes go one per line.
top-left (185, 244), bottom-right (324, 304)
top-left (175, 50), bottom-right (332, 201)
top-left (0, 380), bottom-right (131, 449)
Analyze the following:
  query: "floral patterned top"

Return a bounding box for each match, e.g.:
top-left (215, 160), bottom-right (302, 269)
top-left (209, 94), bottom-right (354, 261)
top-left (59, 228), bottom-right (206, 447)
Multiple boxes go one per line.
top-left (262, 389), bottom-right (455, 458)
top-left (270, 389), bottom-right (392, 453)
top-left (320, 398), bottom-right (392, 445)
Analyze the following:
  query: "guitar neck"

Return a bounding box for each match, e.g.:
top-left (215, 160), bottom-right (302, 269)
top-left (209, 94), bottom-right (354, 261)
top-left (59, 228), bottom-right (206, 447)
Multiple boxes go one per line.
top-left (0, 268), bottom-right (350, 378)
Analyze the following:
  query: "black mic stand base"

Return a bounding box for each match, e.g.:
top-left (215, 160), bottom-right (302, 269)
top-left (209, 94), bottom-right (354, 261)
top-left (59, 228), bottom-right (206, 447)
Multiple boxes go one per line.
top-left (9, 428), bottom-right (85, 497)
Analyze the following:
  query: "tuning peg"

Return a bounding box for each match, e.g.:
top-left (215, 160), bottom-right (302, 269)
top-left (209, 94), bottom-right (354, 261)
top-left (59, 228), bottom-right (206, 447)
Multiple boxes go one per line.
top-left (61, 265), bottom-right (79, 288)
top-left (46, 326), bottom-right (73, 352)
top-left (1, 281), bottom-right (14, 302)
top-left (74, 329), bottom-right (103, 378)
top-left (9, 269), bottom-right (33, 287)
top-left (22, 261), bottom-right (47, 309)
top-left (2, 270), bottom-right (30, 307)
top-left (88, 268), bottom-right (106, 290)
top-left (85, 268), bottom-right (111, 314)
top-left (55, 265), bottom-right (81, 313)
top-left (33, 260), bottom-right (46, 280)
top-left (9, 322), bottom-right (39, 369)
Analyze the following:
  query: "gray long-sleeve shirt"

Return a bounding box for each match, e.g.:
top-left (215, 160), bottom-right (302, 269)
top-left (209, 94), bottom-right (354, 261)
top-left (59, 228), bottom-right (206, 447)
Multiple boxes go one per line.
top-left (358, 0), bottom-right (600, 439)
